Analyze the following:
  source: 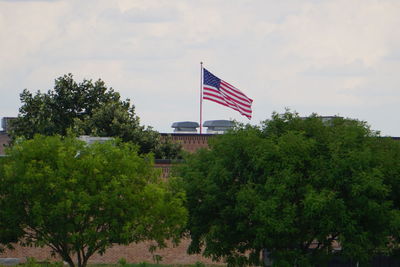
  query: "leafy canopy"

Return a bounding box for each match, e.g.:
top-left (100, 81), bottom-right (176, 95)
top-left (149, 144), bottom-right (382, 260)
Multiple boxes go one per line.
top-left (0, 135), bottom-right (187, 267)
top-left (10, 73), bottom-right (181, 157)
top-left (179, 111), bottom-right (400, 266)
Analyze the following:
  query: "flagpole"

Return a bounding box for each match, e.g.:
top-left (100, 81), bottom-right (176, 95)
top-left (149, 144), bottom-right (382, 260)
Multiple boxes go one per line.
top-left (199, 62), bottom-right (203, 134)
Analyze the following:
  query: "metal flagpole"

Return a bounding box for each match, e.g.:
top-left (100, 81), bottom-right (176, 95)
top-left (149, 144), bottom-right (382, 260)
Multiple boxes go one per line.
top-left (200, 62), bottom-right (203, 134)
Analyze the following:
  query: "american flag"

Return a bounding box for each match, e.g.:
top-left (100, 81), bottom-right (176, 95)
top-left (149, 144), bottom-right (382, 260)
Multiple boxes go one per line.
top-left (202, 68), bottom-right (253, 119)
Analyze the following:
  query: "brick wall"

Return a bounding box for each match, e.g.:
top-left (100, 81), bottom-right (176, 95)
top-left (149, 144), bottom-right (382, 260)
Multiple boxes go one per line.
top-left (154, 161), bottom-right (174, 178)
top-left (157, 133), bottom-right (214, 177)
top-left (161, 133), bottom-right (213, 153)
top-left (1, 239), bottom-right (219, 265)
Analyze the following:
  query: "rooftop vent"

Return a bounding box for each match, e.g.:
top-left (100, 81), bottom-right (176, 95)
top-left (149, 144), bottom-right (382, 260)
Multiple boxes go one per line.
top-left (171, 121), bottom-right (199, 133)
top-left (203, 120), bottom-right (234, 134)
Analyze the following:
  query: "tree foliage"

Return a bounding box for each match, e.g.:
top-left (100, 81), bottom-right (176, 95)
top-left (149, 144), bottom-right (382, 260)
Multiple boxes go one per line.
top-left (0, 135), bottom-right (187, 267)
top-left (10, 74), bottom-right (181, 157)
top-left (11, 74), bottom-right (120, 138)
top-left (179, 111), bottom-right (400, 266)
top-left (0, 157), bottom-right (23, 253)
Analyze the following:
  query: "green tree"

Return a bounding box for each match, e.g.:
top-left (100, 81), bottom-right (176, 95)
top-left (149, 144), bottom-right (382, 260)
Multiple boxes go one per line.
top-left (0, 156), bottom-right (23, 253)
top-left (11, 74), bottom-right (121, 138)
top-left (179, 111), bottom-right (400, 266)
top-left (0, 135), bottom-right (187, 267)
top-left (72, 101), bottom-right (182, 158)
top-left (10, 74), bottom-right (181, 157)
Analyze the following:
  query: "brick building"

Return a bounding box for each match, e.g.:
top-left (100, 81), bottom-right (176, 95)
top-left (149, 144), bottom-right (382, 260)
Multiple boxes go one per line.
top-left (155, 133), bottom-right (213, 178)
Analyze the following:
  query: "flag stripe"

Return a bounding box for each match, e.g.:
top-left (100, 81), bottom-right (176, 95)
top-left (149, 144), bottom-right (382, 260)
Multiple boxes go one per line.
top-left (204, 96), bottom-right (251, 119)
top-left (220, 81), bottom-right (253, 103)
top-left (219, 86), bottom-right (252, 107)
top-left (203, 96), bottom-right (238, 110)
top-left (217, 94), bottom-right (252, 114)
top-left (203, 92), bottom-right (252, 114)
top-left (203, 94), bottom-right (252, 118)
top-left (218, 88), bottom-right (252, 109)
top-left (203, 87), bottom-right (252, 111)
top-left (202, 68), bottom-right (253, 119)
top-left (203, 92), bottom-right (252, 116)
top-left (204, 83), bottom-right (252, 111)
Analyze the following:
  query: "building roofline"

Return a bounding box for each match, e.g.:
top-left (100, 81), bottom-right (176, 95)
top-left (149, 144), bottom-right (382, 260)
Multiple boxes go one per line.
top-left (160, 133), bottom-right (214, 137)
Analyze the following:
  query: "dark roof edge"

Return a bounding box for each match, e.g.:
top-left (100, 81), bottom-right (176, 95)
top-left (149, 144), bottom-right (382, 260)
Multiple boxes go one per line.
top-left (160, 133), bottom-right (214, 136)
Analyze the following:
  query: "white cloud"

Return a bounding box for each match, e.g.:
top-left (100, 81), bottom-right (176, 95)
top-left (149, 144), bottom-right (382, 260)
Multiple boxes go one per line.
top-left (279, 0), bottom-right (400, 65)
top-left (1, 0), bottom-right (400, 135)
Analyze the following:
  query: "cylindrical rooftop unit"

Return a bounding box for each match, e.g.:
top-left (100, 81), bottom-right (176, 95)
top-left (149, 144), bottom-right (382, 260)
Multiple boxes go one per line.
top-left (171, 121), bottom-right (199, 133)
top-left (203, 120), bottom-right (234, 134)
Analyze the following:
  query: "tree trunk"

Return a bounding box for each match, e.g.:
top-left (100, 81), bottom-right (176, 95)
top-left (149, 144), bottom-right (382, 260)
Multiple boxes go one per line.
top-left (65, 258), bottom-right (75, 267)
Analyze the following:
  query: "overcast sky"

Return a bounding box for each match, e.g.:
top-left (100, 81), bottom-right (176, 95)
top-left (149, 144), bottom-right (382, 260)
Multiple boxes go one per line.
top-left (1, 0), bottom-right (400, 135)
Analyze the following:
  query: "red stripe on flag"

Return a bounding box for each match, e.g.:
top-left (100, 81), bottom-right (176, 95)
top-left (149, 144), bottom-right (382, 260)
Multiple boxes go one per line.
top-left (221, 81), bottom-right (253, 102)
top-left (220, 85), bottom-right (252, 106)
top-left (203, 90), bottom-right (252, 116)
top-left (219, 91), bottom-right (252, 109)
top-left (204, 96), bottom-right (252, 118)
